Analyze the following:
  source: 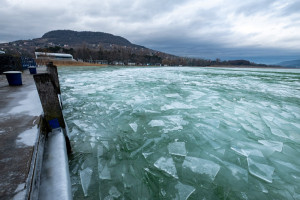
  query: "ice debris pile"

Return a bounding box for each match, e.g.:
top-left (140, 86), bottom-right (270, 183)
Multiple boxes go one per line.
top-left (59, 66), bottom-right (300, 199)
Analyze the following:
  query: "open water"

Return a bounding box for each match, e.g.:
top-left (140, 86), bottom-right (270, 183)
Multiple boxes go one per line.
top-left (59, 66), bottom-right (300, 200)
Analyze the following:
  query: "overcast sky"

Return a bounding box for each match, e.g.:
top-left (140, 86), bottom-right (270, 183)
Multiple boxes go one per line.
top-left (1, 0), bottom-right (299, 64)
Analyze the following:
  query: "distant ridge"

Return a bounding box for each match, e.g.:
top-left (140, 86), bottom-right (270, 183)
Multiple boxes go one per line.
top-left (42, 30), bottom-right (143, 48)
top-left (277, 59), bottom-right (300, 68)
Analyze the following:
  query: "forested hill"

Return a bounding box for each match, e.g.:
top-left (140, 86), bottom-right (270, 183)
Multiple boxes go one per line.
top-left (0, 30), bottom-right (149, 57)
top-left (42, 30), bottom-right (143, 48)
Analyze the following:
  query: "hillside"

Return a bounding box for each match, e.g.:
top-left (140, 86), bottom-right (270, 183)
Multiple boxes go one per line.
top-left (277, 60), bottom-right (300, 68)
top-left (0, 30), bottom-right (148, 57)
top-left (41, 30), bottom-right (143, 48)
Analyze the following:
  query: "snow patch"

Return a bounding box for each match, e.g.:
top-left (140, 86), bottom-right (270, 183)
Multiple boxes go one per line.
top-left (14, 183), bottom-right (25, 193)
top-left (9, 89), bottom-right (42, 116)
top-left (16, 126), bottom-right (38, 147)
top-left (13, 186), bottom-right (26, 200)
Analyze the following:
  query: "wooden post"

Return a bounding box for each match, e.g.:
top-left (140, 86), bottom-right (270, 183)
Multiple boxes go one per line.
top-left (33, 73), bottom-right (65, 128)
top-left (46, 62), bottom-right (61, 94)
top-left (34, 73), bottom-right (72, 153)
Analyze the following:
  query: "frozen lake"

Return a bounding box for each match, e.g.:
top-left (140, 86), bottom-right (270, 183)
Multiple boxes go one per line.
top-left (59, 66), bottom-right (300, 200)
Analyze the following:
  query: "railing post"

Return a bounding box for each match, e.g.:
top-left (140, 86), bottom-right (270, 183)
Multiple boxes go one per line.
top-left (33, 73), bottom-right (65, 128)
top-left (46, 62), bottom-right (61, 94)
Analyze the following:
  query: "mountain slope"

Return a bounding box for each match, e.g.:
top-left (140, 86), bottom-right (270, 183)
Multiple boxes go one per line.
top-left (42, 30), bottom-right (142, 47)
top-left (0, 30), bottom-right (147, 56)
top-left (277, 60), bottom-right (300, 68)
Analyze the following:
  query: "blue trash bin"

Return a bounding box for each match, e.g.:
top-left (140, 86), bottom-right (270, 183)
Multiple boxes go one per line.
top-left (28, 66), bottom-right (37, 74)
top-left (3, 71), bottom-right (22, 86)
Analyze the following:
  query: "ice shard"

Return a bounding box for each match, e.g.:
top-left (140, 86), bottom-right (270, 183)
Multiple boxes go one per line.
top-left (109, 154), bottom-right (117, 166)
top-left (154, 157), bottom-right (178, 178)
top-left (97, 145), bottom-right (104, 157)
top-left (258, 140), bottom-right (283, 152)
top-left (175, 182), bottom-right (195, 200)
top-left (247, 157), bottom-right (275, 183)
top-left (109, 186), bottom-right (121, 198)
top-left (148, 120), bottom-right (165, 127)
top-left (129, 122), bottom-right (138, 132)
top-left (79, 167), bottom-right (93, 197)
top-left (223, 161), bottom-right (248, 182)
top-left (99, 163), bottom-right (111, 180)
top-left (182, 157), bottom-right (220, 181)
top-left (168, 142), bottom-right (187, 157)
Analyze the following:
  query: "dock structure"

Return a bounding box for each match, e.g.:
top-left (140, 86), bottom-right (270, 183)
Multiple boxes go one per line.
top-left (0, 64), bottom-right (72, 199)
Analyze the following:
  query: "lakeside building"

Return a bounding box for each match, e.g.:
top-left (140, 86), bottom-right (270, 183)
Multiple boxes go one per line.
top-left (128, 62), bottom-right (136, 66)
top-left (35, 52), bottom-right (74, 61)
top-left (113, 61), bottom-right (125, 65)
top-left (86, 59), bottom-right (108, 65)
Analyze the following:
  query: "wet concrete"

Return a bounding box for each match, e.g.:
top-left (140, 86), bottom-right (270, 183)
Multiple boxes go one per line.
top-left (0, 68), bottom-right (44, 199)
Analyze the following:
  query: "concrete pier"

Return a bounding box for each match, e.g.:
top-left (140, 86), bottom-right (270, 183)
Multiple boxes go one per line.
top-left (0, 66), bottom-right (72, 199)
top-left (0, 68), bottom-right (43, 199)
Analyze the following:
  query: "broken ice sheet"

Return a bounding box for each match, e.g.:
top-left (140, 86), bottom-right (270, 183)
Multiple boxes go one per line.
top-left (129, 122), bottom-right (138, 132)
top-left (148, 120), bottom-right (165, 127)
top-left (80, 167), bottom-right (93, 197)
top-left (164, 115), bottom-right (188, 126)
top-left (182, 157), bottom-right (220, 181)
top-left (161, 102), bottom-right (196, 111)
top-left (258, 140), bottom-right (283, 152)
top-left (269, 126), bottom-right (289, 139)
top-left (122, 172), bottom-right (138, 189)
top-left (231, 141), bottom-right (275, 157)
top-left (247, 157), bottom-right (275, 183)
top-left (98, 158), bottom-right (105, 173)
top-left (102, 140), bottom-right (109, 150)
top-left (130, 139), bottom-right (154, 158)
top-left (223, 161), bottom-right (248, 182)
top-left (175, 182), bottom-right (195, 200)
top-left (109, 154), bottom-right (117, 166)
top-left (231, 146), bottom-right (264, 158)
top-left (154, 157), bottom-right (178, 178)
top-left (109, 186), bottom-right (121, 198)
top-left (165, 93), bottom-right (181, 98)
top-left (97, 145), bottom-right (104, 157)
top-left (142, 152), bottom-right (154, 159)
top-left (168, 142), bottom-right (187, 157)
top-left (103, 195), bottom-right (114, 200)
top-left (214, 160), bottom-right (249, 192)
top-left (99, 163), bottom-right (111, 180)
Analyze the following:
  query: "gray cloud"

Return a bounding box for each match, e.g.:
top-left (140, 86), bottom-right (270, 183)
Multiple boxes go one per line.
top-left (0, 0), bottom-right (299, 64)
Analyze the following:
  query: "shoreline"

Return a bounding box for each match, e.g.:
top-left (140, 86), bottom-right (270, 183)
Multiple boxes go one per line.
top-left (36, 59), bottom-right (107, 67)
top-left (57, 64), bottom-right (298, 69)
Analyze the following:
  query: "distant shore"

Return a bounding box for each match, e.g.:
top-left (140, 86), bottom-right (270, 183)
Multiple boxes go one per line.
top-left (35, 59), bottom-right (296, 69)
top-left (207, 65), bottom-right (290, 69)
top-left (36, 59), bottom-right (107, 67)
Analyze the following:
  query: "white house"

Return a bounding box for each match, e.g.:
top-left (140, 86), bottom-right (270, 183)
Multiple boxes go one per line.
top-left (35, 52), bottom-right (74, 61)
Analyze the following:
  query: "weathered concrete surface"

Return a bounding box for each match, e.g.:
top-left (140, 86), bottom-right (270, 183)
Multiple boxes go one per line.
top-left (0, 68), bottom-right (44, 199)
